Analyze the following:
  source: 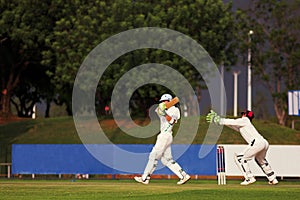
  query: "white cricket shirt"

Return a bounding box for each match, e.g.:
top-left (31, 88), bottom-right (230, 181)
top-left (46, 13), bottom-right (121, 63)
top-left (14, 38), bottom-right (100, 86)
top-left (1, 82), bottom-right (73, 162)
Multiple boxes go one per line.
top-left (157, 106), bottom-right (180, 134)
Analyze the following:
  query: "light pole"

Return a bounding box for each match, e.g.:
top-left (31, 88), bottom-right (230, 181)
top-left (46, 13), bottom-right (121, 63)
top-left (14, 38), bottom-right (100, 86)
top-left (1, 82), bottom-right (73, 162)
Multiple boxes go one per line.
top-left (220, 63), bottom-right (224, 116)
top-left (247, 30), bottom-right (253, 111)
top-left (233, 71), bottom-right (240, 117)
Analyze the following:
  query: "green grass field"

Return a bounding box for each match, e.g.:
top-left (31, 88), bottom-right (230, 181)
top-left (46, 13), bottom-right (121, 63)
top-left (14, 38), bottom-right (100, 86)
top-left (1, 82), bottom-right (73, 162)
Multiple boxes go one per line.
top-left (1, 117), bottom-right (300, 199)
top-left (1, 179), bottom-right (299, 200)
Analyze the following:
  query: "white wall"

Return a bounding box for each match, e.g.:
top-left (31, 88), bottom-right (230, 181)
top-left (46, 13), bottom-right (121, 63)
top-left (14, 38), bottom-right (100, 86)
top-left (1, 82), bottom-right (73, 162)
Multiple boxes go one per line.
top-left (220, 145), bottom-right (300, 177)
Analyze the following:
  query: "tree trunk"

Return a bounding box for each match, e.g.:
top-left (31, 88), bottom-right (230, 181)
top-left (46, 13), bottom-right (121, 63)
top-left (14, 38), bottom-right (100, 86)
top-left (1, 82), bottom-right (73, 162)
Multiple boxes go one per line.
top-left (0, 90), bottom-right (12, 118)
top-left (273, 99), bottom-right (286, 126)
top-left (45, 99), bottom-right (51, 118)
top-left (1, 59), bottom-right (29, 118)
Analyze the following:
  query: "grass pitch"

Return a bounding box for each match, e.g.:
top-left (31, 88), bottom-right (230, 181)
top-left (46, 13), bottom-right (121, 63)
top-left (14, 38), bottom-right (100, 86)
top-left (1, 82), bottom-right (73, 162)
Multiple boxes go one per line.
top-left (0, 179), bottom-right (299, 200)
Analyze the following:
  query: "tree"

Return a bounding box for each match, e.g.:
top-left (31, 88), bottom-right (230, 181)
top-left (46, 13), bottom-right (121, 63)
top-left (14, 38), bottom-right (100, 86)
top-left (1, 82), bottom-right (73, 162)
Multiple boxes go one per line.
top-left (0, 0), bottom-right (54, 118)
top-left (240, 0), bottom-right (300, 125)
top-left (10, 63), bottom-right (53, 118)
top-left (43, 0), bottom-right (114, 115)
top-left (44, 0), bottom-right (238, 117)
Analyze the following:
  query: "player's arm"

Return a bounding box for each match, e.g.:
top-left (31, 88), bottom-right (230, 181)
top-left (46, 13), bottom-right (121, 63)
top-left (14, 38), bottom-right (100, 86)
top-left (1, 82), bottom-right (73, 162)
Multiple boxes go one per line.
top-left (165, 107), bottom-right (180, 125)
top-left (219, 118), bottom-right (247, 126)
top-left (224, 124), bottom-right (240, 132)
top-left (206, 110), bottom-right (246, 126)
top-left (165, 115), bottom-right (176, 124)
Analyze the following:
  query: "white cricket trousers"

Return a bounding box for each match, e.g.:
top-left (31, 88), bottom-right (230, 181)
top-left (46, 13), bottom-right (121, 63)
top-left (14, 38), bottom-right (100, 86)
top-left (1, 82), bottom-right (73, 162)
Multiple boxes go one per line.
top-left (242, 138), bottom-right (269, 164)
top-left (241, 138), bottom-right (276, 181)
top-left (142, 131), bottom-right (185, 180)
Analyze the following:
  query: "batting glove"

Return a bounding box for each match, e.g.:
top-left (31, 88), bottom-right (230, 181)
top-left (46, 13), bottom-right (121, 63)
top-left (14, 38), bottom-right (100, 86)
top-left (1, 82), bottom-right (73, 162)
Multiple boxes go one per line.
top-left (159, 102), bottom-right (166, 111)
top-left (157, 103), bottom-right (167, 116)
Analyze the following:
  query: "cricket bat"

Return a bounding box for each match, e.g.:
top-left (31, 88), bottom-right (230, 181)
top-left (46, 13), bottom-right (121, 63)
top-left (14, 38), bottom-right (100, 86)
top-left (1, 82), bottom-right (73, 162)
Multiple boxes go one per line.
top-left (165, 97), bottom-right (180, 108)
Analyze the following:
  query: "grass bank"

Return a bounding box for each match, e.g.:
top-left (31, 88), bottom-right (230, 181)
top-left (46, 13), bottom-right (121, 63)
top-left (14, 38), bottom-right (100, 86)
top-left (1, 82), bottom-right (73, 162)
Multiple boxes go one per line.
top-left (0, 116), bottom-right (299, 163)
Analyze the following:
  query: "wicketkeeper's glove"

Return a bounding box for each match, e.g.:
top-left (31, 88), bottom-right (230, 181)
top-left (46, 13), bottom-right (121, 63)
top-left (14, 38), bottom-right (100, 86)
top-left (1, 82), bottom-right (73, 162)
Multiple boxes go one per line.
top-left (157, 102), bottom-right (167, 116)
top-left (206, 110), bottom-right (220, 124)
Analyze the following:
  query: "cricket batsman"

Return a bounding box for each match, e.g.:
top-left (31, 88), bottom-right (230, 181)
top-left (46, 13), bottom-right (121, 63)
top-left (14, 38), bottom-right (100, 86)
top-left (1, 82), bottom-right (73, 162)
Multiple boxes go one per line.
top-left (206, 110), bottom-right (278, 185)
top-left (134, 94), bottom-right (191, 185)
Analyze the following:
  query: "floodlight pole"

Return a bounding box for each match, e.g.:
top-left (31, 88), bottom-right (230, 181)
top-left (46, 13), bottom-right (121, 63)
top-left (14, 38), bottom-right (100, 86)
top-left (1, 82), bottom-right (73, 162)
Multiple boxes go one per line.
top-left (220, 63), bottom-right (224, 116)
top-left (233, 71), bottom-right (240, 117)
top-left (247, 30), bottom-right (253, 111)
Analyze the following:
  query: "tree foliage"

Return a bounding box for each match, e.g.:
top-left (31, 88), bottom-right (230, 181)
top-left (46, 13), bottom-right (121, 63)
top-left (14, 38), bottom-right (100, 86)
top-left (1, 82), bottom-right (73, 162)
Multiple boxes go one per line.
top-left (0, 0), bottom-right (53, 117)
top-left (1, 0), bottom-right (299, 125)
top-left (42, 0), bottom-right (237, 116)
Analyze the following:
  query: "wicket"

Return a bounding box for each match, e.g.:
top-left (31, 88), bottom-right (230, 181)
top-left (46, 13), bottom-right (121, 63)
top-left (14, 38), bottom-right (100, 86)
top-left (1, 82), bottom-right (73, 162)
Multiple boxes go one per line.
top-left (217, 145), bottom-right (226, 185)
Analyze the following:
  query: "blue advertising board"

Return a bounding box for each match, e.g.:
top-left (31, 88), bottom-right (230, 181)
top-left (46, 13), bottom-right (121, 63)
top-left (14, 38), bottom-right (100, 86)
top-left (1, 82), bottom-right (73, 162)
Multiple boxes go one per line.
top-left (12, 144), bottom-right (216, 175)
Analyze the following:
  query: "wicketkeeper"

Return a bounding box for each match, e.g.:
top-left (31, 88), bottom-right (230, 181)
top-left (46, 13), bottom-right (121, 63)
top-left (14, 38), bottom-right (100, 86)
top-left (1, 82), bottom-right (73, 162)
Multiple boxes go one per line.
top-left (134, 94), bottom-right (190, 185)
top-left (206, 110), bottom-right (278, 185)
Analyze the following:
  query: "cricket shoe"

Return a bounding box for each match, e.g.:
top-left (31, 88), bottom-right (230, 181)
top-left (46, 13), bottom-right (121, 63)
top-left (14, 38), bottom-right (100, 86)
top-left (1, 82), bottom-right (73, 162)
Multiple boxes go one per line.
top-left (177, 174), bottom-right (191, 185)
top-left (268, 178), bottom-right (278, 185)
top-left (134, 176), bottom-right (149, 185)
top-left (240, 177), bottom-right (256, 185)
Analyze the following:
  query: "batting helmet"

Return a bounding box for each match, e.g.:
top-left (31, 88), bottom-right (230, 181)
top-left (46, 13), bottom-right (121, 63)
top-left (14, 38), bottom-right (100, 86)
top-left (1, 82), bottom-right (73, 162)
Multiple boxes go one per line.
top-left (241, 110), bottom-right (254, 121)
top-left (159, 94), bottom-right (172, 102)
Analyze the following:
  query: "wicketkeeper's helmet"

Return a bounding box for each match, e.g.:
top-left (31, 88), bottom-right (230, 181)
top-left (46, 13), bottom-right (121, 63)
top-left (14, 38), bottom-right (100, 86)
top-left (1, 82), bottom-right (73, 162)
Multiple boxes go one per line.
top-left (241, 110), bottom-right (254, 121)
top-left (159, 94), bottom-right (172, 102)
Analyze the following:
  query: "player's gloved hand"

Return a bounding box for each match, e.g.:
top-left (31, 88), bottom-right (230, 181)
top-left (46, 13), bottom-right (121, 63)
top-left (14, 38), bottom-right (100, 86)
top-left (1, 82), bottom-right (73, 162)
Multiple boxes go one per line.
top-left (206, 110), bottom-right (216, 123)
top-left (157, 102), bottom-right (167, 116)
top-left (206, 110), bottom-right (220, 124)
top-left (159, 102), bottom-right (166, 111)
